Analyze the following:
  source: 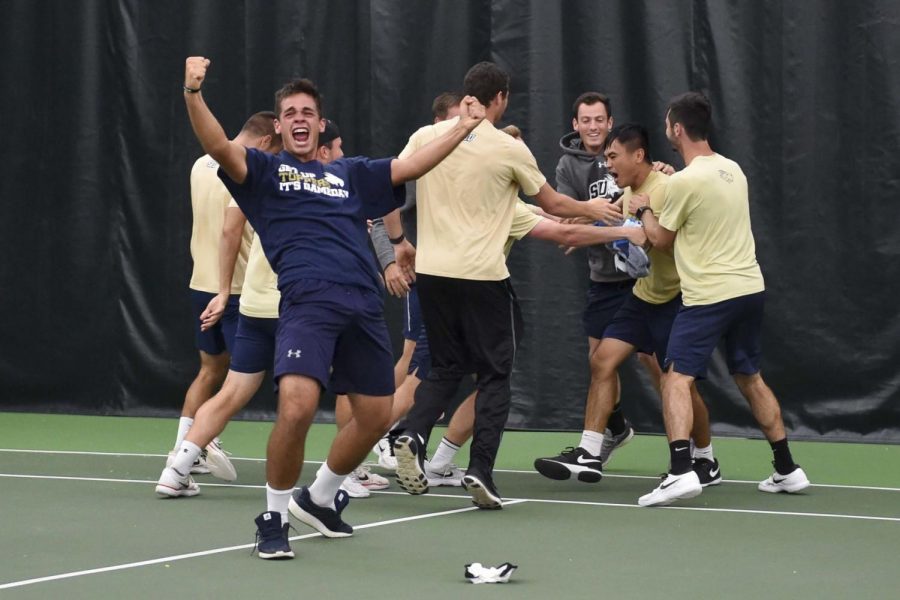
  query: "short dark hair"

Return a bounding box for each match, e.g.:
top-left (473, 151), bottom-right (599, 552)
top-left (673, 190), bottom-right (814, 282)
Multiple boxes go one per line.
top-left (667, 92), bottom-right (711, 141)
top-left (274, 78), bottom-right (323, 117)
top-left (605, 123), bottom-right (651, 164)
top-left (319, 119), bottom-right (340, 150)
top-left (572, 92), bottom-right (611, 120)
top-left (463, 62), bottom-right (510, 107)
top-left (432, 92), bottom-right (463, 120)
top-left (239, 111), bottom-right (277, 139)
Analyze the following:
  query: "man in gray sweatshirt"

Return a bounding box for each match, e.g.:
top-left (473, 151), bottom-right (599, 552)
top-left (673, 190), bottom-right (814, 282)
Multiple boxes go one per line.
top-left (534, 92), bottom-right (665, 482)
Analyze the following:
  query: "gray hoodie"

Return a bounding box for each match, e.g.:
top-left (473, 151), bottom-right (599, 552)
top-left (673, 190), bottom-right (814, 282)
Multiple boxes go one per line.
top-left (555, 131), bottom-right (631, 283)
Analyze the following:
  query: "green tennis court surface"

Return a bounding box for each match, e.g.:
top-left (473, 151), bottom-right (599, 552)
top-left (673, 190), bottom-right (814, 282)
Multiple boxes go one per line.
top-left (1, 413), bottom-right (898, 598)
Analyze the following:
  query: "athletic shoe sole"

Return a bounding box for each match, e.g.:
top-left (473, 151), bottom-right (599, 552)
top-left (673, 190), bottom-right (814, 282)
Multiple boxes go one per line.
top-left (204, 443), bottom-right (237, 482)
top-left (462, 475), bottom-right (503, 509)
top-left (533, 459), bottom-right (602, 483)
top-left (155, 482), bottom-right (200, 498)
top-left (393, 437), bottom-right (429, 495)
top-left (258, 549), bottom-right (295, 560)
top-left (288, 497), bottom-right (353, 539)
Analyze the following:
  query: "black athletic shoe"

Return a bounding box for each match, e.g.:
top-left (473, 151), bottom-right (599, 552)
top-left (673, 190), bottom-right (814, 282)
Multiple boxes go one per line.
top-left (253, 511), bottom-right (294, 560)
top-left (462, 470), bottom-right (503, 509)
top-left (534, 446), bottom-right (603, 483)
top-left (393, 434), bottom-right (429, 495)
top-left (288, 487), bottom-right (353, 538)
top-left (692, 458), bottom-right (722, 487)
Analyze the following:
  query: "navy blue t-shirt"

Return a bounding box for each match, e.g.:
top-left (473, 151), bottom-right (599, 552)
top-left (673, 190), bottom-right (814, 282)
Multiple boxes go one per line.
top-left (218, 148), bottom-right (404, 294)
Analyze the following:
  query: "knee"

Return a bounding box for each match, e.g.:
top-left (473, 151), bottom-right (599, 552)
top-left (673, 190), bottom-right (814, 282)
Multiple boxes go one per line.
top-left (589, 351), bottom-right (617, 380)
top-left (198, 354), bottom-right (229, 381)
top-left (733, 372), bottom-right (763, 396)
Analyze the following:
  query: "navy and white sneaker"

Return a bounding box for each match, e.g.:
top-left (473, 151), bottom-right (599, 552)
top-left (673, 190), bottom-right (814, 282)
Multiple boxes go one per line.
top-left (289, 487), bottom-right (353, 538)
top-left (534, 446), bottom-right (603, 483)
top-left (462, 470), bottom-right (503, 510)
top-left (253, 511), bottom-right (294, 560)
top-left (693, 458), bottom-right (722, 487)
top-left (393, 434), bottom-right (429, 495)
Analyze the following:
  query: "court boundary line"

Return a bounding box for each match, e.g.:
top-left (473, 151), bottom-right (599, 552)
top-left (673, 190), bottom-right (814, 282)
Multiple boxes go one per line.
top-left (0, 500), bottom-right (527, 591)
top-left (2, 472), bottom-right (898, 524)
top-left (1, 448), bottom-right (897, 492)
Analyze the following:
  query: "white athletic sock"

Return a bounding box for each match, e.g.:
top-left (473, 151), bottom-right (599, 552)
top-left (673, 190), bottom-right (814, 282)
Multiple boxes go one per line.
top-left (693, 444), bottom-right (715, 461)
top-left (309, 462), bottom-right (345, 509)
top-left (579, 430), bottom-right (605, 457)
top-left (429, 437), bottom-right (461, 471)
top-left (266, 484), bottom-right (294, 526)
top-left (174, 417), bottom-right (194, 449)
top-left (171, 441), bottom-right (202, 474)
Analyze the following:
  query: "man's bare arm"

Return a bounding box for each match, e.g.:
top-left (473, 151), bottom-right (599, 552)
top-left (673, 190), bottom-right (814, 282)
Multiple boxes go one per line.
top-left (183, 57), bottom-right (248, 184)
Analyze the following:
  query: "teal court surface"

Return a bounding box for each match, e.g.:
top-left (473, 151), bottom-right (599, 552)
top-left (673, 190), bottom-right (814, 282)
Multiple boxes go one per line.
top-left (1, 413), bottom-right (898, 599)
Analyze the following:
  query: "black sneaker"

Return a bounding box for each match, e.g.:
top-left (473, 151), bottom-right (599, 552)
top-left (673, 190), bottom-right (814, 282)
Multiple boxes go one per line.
top-left (393, 434), bottom-right (429, 495)
top-left (288, 487), bottom-right (353, 538)
top-left (253, 511), bottom-right (294, 560)
top-left (692, 458), bottom-right (722, 487)
top-left (534, 446), bottom-right (603, 483)
top-left (462, 470), bottom-right (502, 509)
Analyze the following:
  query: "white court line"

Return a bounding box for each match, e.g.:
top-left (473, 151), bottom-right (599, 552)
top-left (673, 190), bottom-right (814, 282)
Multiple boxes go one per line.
top-left (1, 448), bottom-right (897, 492)
top-left (0, 500), bottom-right (526, 591)
top-left (1, 472), bottom-right (898, 524)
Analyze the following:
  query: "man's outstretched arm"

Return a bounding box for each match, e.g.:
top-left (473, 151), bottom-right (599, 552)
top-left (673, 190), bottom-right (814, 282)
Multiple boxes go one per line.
top-left (183, 56), bottom-right (248, 184)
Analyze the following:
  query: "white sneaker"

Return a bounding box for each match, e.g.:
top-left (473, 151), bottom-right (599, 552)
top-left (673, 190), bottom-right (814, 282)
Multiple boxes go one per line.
top-left (638, 471), bottom-right (702, 507)
top-left (165, 449), bottom-right (210, 475)
top-left (758, 466), bottom-right (810, 493)
top-left (340, 475), bottom-right (371, 498)
top-left (424, 461), bottom-right (464, 487)
top-left (204, 438), bottom-right (237, 482)
top-left (373, 436), bottom-right (397, 471)
top-left (155, 467), bottom-right (200, 498)
top-left (351, 466), bottom-right (390, 490)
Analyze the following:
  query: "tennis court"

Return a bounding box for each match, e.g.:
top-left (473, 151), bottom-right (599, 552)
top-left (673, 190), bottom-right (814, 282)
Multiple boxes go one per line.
top-left (1, 412), bottom-right (898, 598)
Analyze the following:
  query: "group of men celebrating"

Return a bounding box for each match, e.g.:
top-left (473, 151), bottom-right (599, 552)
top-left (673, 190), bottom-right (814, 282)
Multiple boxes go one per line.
top-left (158, 56), bottom-right (810, 561)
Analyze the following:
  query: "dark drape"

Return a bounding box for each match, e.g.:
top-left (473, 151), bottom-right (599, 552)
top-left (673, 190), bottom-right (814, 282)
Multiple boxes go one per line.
top-left (1, 0), bottom-right (898, 441)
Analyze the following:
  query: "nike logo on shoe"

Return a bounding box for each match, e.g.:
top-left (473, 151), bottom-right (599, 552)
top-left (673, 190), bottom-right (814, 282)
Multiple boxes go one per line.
top-left (576, 455), bottom-right (601, 465)
top-left (709, 467), bottom-right (720, 478)
top-left (772, 475), bottom-right (788, 484)
top-left (660, 477), bottom-right (680, 489)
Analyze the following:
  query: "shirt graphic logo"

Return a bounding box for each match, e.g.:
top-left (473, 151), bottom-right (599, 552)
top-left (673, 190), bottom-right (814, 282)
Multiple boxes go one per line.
top-left (719, 169), bottom-right (734, 183)
top-left (464, 133), bottom-right (477, 142)
top-left (286, 349), bottom-right (302, 358)
top-left (277, 164), bottom-right (349, 198)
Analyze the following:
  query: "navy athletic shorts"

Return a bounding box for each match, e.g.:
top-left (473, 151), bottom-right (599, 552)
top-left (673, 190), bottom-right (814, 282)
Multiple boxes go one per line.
top-left (190, 289), bottom-right (240, 355)
top-left (603, 293), bottom-right (682, 369)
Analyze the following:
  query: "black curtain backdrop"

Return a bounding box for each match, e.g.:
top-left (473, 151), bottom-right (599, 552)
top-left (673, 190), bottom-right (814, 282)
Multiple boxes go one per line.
top-left (1, 1), bottom-right (898, 442)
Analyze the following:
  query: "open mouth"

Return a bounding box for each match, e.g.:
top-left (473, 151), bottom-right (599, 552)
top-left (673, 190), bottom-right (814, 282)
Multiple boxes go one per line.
top-left (291, 126), bottom-right (310, 144)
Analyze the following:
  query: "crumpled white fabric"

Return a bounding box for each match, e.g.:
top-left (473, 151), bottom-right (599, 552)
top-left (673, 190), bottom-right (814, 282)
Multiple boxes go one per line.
top-left (464, 562), bottom-right (518, 584)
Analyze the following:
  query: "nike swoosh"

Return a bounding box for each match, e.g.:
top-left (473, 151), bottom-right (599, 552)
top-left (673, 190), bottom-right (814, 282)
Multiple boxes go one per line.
top-left (576, 455), bottom-right (601, 465)
top-left (772, 475), bottom-right (788, 484)
top-left (660, 478), bottom-right (679, 489)
top-left (709, 468), bottom-right (720, 478)
top-left (675, 447), bottom-right (688, 452)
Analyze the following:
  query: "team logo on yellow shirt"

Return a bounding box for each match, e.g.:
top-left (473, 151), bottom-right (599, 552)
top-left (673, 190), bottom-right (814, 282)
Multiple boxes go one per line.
top-left (277, 164), bottom-right (349, 198)
top-left (719, 169), bottom-right (734, 183)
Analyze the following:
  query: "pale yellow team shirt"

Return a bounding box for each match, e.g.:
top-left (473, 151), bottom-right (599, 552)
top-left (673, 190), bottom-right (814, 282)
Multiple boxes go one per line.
top-left (621, 170), bottom-right (680, 304)
top-left (226, 199), bottom-right (280, 319)
top-left (658, 153), bottom-right (765, 306)
top-left (503, 201), bottom-right (544, 256)
top-left (189, 155), bottom-right (253, 294)
top-left (400, 118), bottom-right (547, 280)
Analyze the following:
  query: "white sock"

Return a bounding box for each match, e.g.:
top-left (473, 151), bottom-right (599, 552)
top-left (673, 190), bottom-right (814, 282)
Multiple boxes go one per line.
top-left (171, 441), bottom-right (202, 474)
top-left (579, 430), bottom-right (605, 457)
top-left (266, 484), bottom-right (294, 526)
top-left (174, 417), bottom-right (194, 449)
top-left (429, 437), bottom-right (461, 471)
top-left (308, 462), bottom-right (345, 509)
top-left (693, 444), bottom-right (714, 461)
